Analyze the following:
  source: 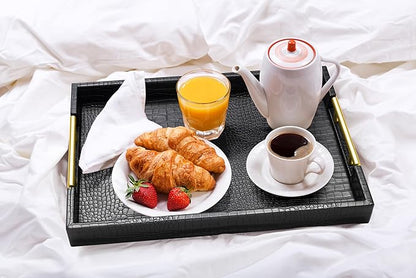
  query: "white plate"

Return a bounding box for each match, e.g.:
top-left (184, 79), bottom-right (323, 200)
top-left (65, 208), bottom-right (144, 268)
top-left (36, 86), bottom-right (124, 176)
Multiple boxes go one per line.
top-left (246, 140), bottom-right (334, 197)
top-left (112, 141), bottom-right (232, 217)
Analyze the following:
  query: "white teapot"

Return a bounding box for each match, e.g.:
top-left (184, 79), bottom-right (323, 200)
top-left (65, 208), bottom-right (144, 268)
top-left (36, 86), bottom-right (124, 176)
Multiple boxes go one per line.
top-left (232, 38), bottom-right (340, 129)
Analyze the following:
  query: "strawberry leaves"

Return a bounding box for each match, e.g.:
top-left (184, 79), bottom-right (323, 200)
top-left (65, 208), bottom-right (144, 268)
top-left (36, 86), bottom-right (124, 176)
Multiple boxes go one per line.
top-left (125, 175), bottom-right (158, 209)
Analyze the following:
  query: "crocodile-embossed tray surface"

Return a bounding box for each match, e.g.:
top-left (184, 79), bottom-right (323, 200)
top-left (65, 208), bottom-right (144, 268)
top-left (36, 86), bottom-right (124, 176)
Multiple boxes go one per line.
top-left (66, 68), bottom-right (373, 246)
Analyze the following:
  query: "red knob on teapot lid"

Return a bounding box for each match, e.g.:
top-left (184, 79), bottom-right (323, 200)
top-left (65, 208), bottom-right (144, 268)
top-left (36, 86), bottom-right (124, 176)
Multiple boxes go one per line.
top-left (268, 38), bottom-right (316, 69)
top-left (287, 39), bottom-right (296, 52)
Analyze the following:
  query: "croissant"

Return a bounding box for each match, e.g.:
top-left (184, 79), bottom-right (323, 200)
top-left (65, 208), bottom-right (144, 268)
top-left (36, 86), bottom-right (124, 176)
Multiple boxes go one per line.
top-left (134, 126), bottom-right (225, 173)
top-left (126, 146), bottom-right (216, 194)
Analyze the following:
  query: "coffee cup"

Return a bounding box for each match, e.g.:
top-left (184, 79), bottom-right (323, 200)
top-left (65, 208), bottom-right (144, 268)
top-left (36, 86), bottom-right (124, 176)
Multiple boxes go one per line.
top-left (265, 126), bottom-right (325, 184)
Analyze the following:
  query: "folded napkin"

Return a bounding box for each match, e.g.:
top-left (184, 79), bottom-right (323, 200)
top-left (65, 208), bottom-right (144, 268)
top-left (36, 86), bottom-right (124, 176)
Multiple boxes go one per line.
top-left (79, 71), bottom-right (161, 174)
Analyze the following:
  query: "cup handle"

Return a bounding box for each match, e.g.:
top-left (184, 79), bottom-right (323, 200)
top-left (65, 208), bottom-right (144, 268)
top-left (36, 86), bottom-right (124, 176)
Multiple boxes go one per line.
top-left (320, 58), bottom-right (340, 97)
top-left (306, 153), bottom-right (326, 175)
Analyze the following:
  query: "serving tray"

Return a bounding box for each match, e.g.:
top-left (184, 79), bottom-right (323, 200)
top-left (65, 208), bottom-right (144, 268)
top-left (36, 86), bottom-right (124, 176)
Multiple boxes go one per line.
top-left (66, 67), bottom-right (373, 246)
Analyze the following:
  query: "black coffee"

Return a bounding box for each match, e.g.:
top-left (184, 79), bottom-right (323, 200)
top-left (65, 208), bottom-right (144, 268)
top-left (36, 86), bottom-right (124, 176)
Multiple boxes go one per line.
top-left (270, 133), bottom-right (312, 158)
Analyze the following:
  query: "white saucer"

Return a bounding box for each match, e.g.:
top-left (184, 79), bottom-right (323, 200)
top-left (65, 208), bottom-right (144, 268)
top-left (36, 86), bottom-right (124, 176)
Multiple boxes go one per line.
top-left (246, 140), bottom-right (334, 197)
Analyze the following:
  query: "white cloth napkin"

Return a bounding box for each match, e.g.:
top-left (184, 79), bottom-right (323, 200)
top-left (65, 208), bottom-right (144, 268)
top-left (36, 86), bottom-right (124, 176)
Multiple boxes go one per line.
top-left (79, 71), bottom-right (161, 173)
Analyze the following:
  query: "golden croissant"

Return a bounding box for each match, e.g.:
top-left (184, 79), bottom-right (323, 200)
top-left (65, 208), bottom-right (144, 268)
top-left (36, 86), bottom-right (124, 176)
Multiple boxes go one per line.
top-left (134, 126), bottom-right (225, 173)
top-left (126, 146), bottom-right (216, 194)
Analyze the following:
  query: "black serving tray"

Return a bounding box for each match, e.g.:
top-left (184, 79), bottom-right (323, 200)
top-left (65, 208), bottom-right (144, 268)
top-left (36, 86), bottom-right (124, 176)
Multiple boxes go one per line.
top-left (66, 67), bottom-right (373, 246)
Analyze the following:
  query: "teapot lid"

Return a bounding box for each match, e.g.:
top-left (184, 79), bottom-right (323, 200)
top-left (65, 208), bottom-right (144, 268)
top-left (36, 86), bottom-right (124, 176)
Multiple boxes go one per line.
top-left (268, 38), bottom-right (316, 69)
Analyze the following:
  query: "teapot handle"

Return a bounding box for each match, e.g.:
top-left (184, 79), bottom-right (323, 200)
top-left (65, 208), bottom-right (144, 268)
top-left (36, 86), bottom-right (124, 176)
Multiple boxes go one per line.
top-left (320, 58), bottom-right (340, 98)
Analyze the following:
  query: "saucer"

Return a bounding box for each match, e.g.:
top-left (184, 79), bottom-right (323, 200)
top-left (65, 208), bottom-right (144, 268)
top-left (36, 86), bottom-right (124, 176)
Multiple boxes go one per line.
top-left (246, 140), bottom-right (334, 197)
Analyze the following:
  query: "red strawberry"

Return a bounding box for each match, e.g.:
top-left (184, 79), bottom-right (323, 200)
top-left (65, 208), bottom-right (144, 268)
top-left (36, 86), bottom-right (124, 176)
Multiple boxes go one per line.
top-left (167, 187), bottom-right (192, 211)
top-left (125, 175), bottom-right (158, 209)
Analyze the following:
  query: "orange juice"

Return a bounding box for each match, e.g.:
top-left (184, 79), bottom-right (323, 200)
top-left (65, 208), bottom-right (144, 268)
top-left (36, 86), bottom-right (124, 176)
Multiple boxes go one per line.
top-left (177, 71), bottom-right (230, 136)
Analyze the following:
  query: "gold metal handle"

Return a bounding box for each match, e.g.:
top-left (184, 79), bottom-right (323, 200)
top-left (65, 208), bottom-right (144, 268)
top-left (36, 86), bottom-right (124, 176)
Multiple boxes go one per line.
top-left (331, 97), bottom-right (361, 166)
top-left (67, 115), bottom-right (76, 187)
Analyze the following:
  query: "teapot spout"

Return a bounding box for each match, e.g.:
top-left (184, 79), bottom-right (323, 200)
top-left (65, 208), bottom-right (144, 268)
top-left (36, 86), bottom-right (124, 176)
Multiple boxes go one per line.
top-left (232, 65), bottom-right (269, 118)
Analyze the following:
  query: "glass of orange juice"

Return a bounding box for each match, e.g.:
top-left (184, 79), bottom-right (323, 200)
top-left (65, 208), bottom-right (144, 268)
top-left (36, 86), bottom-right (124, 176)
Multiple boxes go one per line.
top-left (176, 69), bottom-right (231, 140)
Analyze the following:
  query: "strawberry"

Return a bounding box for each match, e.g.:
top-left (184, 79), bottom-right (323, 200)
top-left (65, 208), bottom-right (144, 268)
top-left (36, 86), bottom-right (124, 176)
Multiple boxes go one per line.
top-left (125, 175), bottom-right (158, 209)
top-left (167, 186), bottom-right (192, 211)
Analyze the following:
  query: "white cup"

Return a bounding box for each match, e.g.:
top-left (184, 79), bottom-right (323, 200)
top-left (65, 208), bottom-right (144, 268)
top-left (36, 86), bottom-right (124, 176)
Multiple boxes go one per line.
top-left (265, 126), bottom-right (325, 184)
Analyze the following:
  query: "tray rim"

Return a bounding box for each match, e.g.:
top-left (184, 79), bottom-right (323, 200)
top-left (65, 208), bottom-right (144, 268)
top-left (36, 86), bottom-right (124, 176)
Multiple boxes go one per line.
top-left (66, 68), bottom-right (374, 246)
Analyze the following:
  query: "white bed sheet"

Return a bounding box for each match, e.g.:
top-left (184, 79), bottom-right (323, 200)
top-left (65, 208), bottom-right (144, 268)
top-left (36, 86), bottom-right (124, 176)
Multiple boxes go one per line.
top-left (1, 0), bottom-right (416, 277)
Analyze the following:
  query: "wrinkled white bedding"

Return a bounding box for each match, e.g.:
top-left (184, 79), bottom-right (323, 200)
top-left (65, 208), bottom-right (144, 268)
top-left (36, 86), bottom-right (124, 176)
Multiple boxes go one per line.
top-left (1, 0), bottom-right (416, 277)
